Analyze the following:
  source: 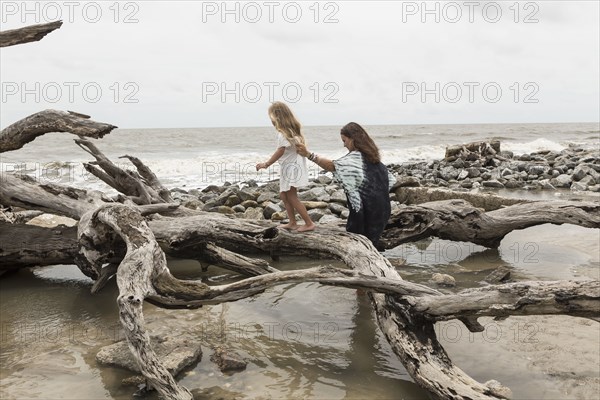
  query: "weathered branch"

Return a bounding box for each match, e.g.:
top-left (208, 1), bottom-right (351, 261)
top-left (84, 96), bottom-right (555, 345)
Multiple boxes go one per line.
top-left (399, 280), bottom-right (600, 322)
top-left (0, 174), bottom-right (104, 219)
top-left (85, 204), bottom-right (193, 400)
top-left (0, 21), bottom-right (62, 47)
top-left (0, 110), bottom-right (117, 152)
top-left (0, 221), bottom-right (78, 269)
top-left (75, 139), bottom-right (168, 204)
top-left (381, 199), bottom-right (600, 249)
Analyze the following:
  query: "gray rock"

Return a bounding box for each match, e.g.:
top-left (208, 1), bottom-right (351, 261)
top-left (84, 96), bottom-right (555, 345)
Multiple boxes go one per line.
top-left (209, 206), bottom-right (235, 215)
top-left (467, 167), bottom-right (480, 178)
top-left (460, 181), bottom-right (473, 189)
top-left (243, 207), bottom-right (264, 220)
top-left (210, 347), bottom-right (247, 372)
top-left (200, 191), bottom-right (218, 202)
top-left (587, 184), bottom-right (600, 192)
top-left (572, 166), bottom-right (588, 181)
top-left (528, 165), bottom-right (546, 175)
top-left (315, 175), bottom-right (333, 185)
top-left (299, 187), bottom-right (330, 202)
top-left (238, 188), bottom-right (259, 202)
top-left (202, 184), bottom-right (224, 193)
top-left (241, 200), bottom-right (259, 208)
top-left (96, 336), bottom-right (201, 376)
top-left (500, 168), bottom-right (513, 177)
top-left (579, 175), bottom-right (596, 186)
top-left (539, 179), bottom-right (556, 190)
top-left (302, 201), bottom-right (329, 210)
top-left (224, 195), bottom-right (241, 207)
top-left (452, 158), bottom-right (465, 169)
top-left (271, 211), bottom-right (288, 221)
top-left (571, 181), bottom-right (588, 191)
top-left (341, 210), bottom-right (350, 219)
top-left (393, 176), bottom-right (421, 187)
top-left (263, 202), bottom-right (282, 219)
top-left (213, 187), bottom-right (239, 206)
top-left (232, 204), bottom-right (245, 213)
top-left (257, 192), bottom-right (277, 203)
top-left (519, 154), bottom-right (531, 161)
top-left (183, 199), bottom-right (205, 210)
top-left (439, 166), bottom-right (459, 181)
top-left (329, 203), bottom-right (348, 215)
top-left (308, 208), bottom-right (328, 222)
top-left (504, 180), bottom-right (524, 189)
top-left (330, 190), bottom-right (347, 204)
top-left (550, 174), bottom-right (572, 188)
top-left (319, 214), bottom-right (343, 224)
top-left (488, 158), bottom-right (503, 168)
top-left (457, 170), bottom-right (469, 180)
top-left (481, 172), bottom-right (492, 180)
top-left (431, 273), bottom-right (456, 287)
top-left (482, 180), bottom-right (505, 188)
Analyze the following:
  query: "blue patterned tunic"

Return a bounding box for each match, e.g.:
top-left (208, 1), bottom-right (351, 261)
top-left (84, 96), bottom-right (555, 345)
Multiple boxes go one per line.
top-left (333, 151), bottom-right (395, 246)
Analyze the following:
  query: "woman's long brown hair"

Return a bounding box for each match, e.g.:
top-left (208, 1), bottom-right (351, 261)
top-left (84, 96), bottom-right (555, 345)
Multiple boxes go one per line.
top-left (340, 122), bottom-right (381, 163)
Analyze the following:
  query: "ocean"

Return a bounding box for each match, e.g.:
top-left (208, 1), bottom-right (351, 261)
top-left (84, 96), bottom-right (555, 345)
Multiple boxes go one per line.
top-left (1, 122), bottom-right (599, 191)
top-left (1, 122), bottom-right (599, 399)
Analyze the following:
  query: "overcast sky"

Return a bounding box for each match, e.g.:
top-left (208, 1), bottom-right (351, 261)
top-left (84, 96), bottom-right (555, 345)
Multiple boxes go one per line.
top-left (1, 1), bottom-right (599, 128)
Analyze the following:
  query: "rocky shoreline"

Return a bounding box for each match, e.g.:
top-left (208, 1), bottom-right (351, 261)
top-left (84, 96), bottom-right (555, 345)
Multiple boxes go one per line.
top-left (169, 141), bottom-right (600, 225)
top-left (390, 141), bottom-right (600, 192)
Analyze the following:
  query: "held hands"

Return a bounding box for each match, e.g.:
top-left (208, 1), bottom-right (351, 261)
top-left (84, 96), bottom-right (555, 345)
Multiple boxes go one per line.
top-left (296, 143), bottom-right (310, 157)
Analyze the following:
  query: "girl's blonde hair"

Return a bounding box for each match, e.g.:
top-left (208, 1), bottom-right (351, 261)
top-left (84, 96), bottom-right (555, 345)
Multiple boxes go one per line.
top-left (268, 101), bottom-right (306, 146)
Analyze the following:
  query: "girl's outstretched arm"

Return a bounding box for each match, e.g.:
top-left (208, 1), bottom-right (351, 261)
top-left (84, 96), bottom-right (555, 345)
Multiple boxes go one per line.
top-left (256, 147), bottom-right (285, 170)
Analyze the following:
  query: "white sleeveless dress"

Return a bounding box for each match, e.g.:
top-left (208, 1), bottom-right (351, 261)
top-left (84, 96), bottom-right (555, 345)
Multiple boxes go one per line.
top-left (276, 132), bottom-right (309, 192)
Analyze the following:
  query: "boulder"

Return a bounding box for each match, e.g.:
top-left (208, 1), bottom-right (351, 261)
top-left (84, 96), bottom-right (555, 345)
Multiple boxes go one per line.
top-left (299, 187), bottom-right (331, 202)
top-left (431, 273), bottom-right (456, 287)
top-left (263, 202), bottom-right (282, 219)
top-left (330, 190), bottom-right (347, 204)
top-left (210, 347), bottom-right (247, 372)
top-left (232, 204), bottom-right (245, 213)
top-left (96, 336), bottom-right (202, 376)
top-left (302, 201), bottom-right (328, 210)
top-left (241, 200), bottom-right (259, 208)
top-left (238, 188), bottom-right (259, 202)
top-left (550, 174), bottom-right (572, 188)
top-left (243, 207), bottom-right (264, 220)
top-left (482, 180), bottom-right (505, 188)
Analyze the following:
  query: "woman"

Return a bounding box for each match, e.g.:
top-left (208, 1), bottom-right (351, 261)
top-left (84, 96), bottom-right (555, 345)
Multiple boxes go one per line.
top-left (296, 122), bottom-right (395, 248)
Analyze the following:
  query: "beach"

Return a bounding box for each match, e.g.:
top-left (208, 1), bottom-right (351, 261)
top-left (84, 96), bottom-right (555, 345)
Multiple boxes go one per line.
top-left (1, 122), bottom-right (599, 399)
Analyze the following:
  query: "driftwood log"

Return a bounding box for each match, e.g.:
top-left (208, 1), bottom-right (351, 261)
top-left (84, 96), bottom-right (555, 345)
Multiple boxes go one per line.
top-left (0, 110), bottom-right (117, 152)
top-left (2, 21), bottom-right (599, 400)
top-left (0, 20), bottom-right (63, 47)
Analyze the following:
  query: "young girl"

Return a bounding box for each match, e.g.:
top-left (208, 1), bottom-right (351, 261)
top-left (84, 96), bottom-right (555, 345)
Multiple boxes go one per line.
top-left (256, 102), bottom-right (315, 232)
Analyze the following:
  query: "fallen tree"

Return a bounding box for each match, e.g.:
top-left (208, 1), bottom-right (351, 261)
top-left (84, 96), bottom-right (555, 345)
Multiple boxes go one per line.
top-left (2, 22), bottom-right (599, 400)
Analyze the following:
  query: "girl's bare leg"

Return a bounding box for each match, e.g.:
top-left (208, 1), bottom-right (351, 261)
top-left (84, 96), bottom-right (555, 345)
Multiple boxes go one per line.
top-left (279, 190), bottom-right (298, 230)
top-left (287, 187), bottom-right (316, 232)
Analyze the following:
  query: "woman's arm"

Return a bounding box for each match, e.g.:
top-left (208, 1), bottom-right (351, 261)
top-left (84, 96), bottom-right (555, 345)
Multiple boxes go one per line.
top-left (256, 147), bottom-right (285, 170)
top-left (296, 143), bottom-right (336, 172)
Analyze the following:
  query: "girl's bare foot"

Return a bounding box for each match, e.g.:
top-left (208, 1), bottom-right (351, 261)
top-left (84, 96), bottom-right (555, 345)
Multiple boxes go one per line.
top-left (297, 224), bottom-right (316, 232)
top-left (279, 222), bottom-right (298, 230)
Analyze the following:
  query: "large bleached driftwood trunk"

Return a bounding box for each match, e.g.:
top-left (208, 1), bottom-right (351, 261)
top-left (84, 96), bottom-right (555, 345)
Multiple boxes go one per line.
top-left (2, 21), bottom-right (599, 400)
